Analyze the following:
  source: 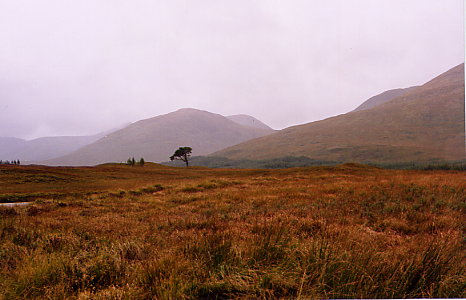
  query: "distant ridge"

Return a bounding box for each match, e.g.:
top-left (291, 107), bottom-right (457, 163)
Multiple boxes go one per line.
top-left (44, 108), bottom-right (274, 166)
top-left (213, 64), bottom-right (465, 163)
top-left (227, 115), bottom-right (273, 130)
top-left (353, 86), bottom-right (419, 111)
top-left (0, 124), bottom-right (126, 162)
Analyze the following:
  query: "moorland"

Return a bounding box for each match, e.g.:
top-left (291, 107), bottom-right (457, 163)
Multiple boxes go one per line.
top-left (0, 163), bottom-right (464, 299)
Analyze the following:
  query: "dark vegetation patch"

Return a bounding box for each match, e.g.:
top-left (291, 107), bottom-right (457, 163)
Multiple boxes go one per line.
top-left (368, 159), bottom-right (466, 170)
top-left (0, 191), bottom-right (102, 203)
top-left (163, 156), bottom-right (340, 169)
top-left (180, 180), bottom-right (242, 193)
top-left (163, 156), bottom-right (466, 171)
top-left (17, 174), bottom-right (72, 184)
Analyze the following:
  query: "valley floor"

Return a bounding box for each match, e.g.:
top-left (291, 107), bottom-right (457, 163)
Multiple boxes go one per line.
top-left (0, 163), bottom-right (465, 298)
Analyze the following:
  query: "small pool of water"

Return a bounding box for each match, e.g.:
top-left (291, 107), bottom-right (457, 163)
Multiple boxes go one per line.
top-left (0, 202), bottom-right (32, 207)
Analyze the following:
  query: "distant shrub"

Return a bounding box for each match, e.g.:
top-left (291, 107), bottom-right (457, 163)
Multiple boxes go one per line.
top-left (0, 160), bottom-right (20, 165)
top-left (126, 157), bottom-right (136, 166)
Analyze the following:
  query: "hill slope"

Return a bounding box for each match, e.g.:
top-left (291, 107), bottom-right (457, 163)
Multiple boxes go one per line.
top-left (0, 133), bottom-right (107, 162)
top-left (45, 108), bottom-right (274, 166)
top-left (0, 124), bottom-right (128, 162)
top-left (0, 137), bottom-right (25, 161)
top-left (214, 64), bottom-right (465, 163)
top-left (227, 114), bottom-right (274, 130)
top-left (353, 86), bottom-right (419, 111)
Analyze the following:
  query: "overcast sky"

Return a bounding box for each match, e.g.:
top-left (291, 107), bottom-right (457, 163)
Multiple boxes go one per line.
top-left (0, 0), bottom-right (464, 139)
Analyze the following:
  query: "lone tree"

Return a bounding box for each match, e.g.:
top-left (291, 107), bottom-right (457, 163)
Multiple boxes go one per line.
top-left (139, 157), bottom-right (145, 166)
top-left (170, 147), bottom-right (192, 167)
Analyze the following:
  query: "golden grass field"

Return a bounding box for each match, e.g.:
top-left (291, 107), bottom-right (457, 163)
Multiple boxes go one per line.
top-left (0, 163), bottom-right (465, 299)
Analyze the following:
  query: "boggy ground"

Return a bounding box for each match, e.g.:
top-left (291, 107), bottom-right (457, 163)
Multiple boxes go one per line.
top-left (0, 163), bottom-right (465, 299)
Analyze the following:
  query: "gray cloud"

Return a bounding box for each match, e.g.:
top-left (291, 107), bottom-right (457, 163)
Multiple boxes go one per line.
top-left (0, 0), bottom-right (463, 139)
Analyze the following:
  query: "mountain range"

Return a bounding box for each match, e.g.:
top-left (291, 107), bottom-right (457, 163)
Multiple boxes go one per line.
top-left (2, 63), bottom-right (463, 166)
top-left (213, 64), bottom-right (465, 163)
top-left (43, 109), bottom-right (274, 166)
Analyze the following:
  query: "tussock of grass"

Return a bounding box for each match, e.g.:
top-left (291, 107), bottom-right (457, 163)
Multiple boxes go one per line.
top-left (0, 164), bottom-right (464, 298)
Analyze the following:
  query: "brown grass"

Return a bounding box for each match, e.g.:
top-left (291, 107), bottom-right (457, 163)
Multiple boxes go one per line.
top-left (0, 163), bottom-right (465, 299)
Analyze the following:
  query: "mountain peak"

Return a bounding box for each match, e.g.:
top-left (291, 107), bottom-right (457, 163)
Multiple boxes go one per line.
top-left (174, 108), bottom-right (209, 114)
